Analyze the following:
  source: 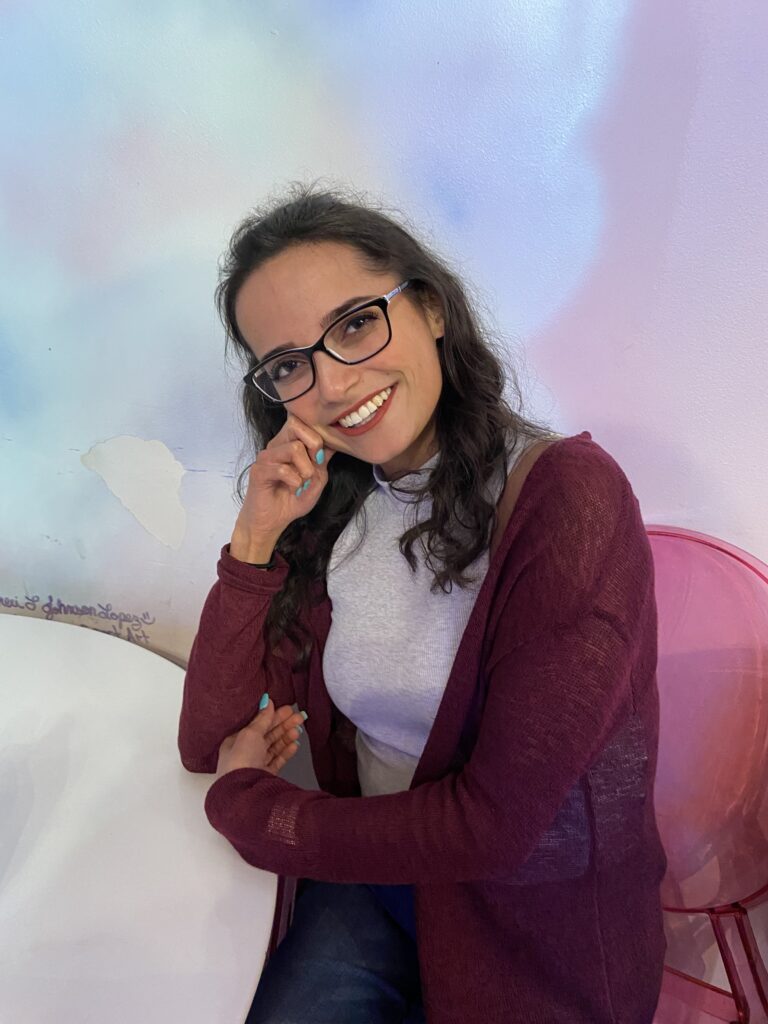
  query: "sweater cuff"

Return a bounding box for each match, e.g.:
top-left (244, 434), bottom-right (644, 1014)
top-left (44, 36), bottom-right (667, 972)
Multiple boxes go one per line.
top-left (217, 543), bottom-right (290, 594)
top-left (204, 766), bottom-right (275, 830)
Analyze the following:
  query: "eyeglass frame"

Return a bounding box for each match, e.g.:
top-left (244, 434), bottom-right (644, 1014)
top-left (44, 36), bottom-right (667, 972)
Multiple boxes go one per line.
top-left (241, 279), bottom-right (413, 404)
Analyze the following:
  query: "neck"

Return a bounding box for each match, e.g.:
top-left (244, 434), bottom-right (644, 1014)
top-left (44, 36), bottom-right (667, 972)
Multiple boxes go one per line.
top-left (377, 422), bottom-right (438, 481)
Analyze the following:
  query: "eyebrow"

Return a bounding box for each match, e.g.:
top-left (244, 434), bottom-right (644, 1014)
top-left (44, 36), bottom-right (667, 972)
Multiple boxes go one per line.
top-left (257, 295), bottom-right (376, 363)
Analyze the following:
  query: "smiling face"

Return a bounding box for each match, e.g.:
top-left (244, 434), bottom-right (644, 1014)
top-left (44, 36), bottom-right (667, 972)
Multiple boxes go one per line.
top-left (235, 241), bottom-right (445, 479)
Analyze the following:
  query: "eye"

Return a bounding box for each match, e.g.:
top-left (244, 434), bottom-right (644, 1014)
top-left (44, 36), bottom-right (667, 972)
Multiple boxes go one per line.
top-left (269, 358), bottom-right (302, 381)
top-left (344, 311), bottom-right (379, 334)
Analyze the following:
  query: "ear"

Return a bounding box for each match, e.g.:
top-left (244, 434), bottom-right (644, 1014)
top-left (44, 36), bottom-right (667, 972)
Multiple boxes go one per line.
top-left (420, 288), bottom-right (445, 340)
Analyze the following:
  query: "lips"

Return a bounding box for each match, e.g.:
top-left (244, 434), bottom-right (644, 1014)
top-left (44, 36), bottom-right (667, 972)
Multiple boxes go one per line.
top-left (329, 383), bottom-right (397, 437)
top-left (331, 384), bottom-right (397, 425)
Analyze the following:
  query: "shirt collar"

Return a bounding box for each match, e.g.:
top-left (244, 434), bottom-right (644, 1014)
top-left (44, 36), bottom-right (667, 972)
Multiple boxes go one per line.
top-left (372, 449), bottom-right (440, 504)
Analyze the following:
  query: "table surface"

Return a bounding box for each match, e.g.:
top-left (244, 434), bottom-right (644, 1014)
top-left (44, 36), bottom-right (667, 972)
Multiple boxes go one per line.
top-left (0, 613), bottom-right (276, 1024)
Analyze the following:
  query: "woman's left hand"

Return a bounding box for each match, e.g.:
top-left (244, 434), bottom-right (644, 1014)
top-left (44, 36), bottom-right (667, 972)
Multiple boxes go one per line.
top-left (214, 699), bottom-right (305, 780)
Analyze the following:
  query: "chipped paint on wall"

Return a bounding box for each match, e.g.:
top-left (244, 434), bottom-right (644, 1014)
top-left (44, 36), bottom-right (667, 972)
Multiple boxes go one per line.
top-left (81, 436), bottom-right (186, 549)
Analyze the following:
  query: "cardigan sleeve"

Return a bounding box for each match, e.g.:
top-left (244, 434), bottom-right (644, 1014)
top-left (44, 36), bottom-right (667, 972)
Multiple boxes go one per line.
top-left (203, 447), bottom-right (655, 883)
top-left (177, 544), bottom-right (300, 774)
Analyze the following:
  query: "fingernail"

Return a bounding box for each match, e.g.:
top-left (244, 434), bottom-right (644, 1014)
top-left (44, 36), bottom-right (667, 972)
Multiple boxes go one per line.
top-left (300, 710), bottom-right (308, 721)
top-left (302, 479), bottom-right (311, 491)
top-left (296, 724), bottom-right (304, 735)
top-left (295, 486), bottom-right (303, 497)
top-left (315, 448), bottom-right (325, 465)
top-left (259, 692), bottom-right (269, 710)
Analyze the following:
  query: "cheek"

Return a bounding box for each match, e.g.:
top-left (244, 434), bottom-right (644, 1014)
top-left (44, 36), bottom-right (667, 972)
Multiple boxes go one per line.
top-left (416, 342), bottom-right (443, 393)
top-left (291, 395), bottom-right (324, 428)
top-left (391, 329), bottom-right (441, 378)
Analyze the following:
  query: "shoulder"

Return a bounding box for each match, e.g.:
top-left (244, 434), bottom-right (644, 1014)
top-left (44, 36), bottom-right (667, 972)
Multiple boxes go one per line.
top-left (516, 431), bottom-right (632, 519)
top-left (492, 433), bottom-right (651, 642)
top-left (495, 431), bottom-right (638, 569)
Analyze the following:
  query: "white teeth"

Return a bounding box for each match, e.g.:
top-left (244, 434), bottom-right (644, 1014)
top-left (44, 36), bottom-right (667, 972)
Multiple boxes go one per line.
top-left (338, 387), bottom-right (392, 428)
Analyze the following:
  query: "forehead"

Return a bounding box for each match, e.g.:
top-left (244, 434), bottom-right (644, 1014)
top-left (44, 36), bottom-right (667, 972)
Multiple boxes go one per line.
top-left (234, 241), bottom-right (389, 356)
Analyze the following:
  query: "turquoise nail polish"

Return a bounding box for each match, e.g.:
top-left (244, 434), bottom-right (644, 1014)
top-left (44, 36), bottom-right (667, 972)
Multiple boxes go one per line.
top-left (302, 479), bottom-right (311, 491)
top-left (259, 692), bottom-right (269, 710)
top-left (300, 710), bottom-right (308, 721)
top-left (315, 448), bottom-right (325, 465)
top-left (296, 724), bottom-right (304, 735)
top-left (295, 486), bottom-right (303, 497)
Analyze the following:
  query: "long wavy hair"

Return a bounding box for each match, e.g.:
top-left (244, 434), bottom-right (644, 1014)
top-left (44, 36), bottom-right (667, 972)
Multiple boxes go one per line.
top-left (216, 182), bottom-right (552, 667)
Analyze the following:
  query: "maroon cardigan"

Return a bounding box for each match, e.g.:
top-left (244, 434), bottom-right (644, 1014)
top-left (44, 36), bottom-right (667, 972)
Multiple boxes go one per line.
top-left (178, 432), bottom-right (667, 1024)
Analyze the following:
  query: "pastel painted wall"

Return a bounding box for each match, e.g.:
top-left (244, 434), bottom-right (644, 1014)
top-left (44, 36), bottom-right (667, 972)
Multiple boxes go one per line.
top-left (2, 0), bottom-right (766, 996)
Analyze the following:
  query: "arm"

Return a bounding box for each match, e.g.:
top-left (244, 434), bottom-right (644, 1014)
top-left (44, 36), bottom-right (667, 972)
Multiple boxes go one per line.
top-left (204, 449), bottom-right (654, 883)
top-left (177, 544), bottom-right (299, 773)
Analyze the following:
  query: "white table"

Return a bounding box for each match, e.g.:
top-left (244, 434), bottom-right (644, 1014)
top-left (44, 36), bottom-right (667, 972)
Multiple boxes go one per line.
top-left (0, 614), bottom-right (276, 1024)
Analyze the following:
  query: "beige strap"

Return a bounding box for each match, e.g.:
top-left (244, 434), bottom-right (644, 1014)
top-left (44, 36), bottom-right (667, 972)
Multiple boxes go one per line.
top-left (490, 438), bottom-right (554, 559)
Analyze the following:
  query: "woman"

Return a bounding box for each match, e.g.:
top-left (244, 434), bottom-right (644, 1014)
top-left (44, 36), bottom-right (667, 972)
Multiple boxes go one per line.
top-left (178, 184), bottom-right (667, 1023)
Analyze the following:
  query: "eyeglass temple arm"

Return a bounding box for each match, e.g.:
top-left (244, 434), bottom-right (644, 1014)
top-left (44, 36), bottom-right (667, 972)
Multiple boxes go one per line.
top-left (385, 279), bottom-right (412, 302)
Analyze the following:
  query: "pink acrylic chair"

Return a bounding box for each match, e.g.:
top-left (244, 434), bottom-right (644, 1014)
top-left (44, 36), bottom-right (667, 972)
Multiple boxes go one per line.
top-left (648, 525), bottom-right (768, 1024)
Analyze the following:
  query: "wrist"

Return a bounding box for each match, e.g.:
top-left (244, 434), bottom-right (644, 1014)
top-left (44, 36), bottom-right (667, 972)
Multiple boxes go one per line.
top-left (229, 529), bottom-right (280, 565)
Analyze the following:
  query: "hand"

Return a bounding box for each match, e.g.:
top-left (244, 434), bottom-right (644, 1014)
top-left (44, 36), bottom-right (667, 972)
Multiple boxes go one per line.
top-left (214, 699), bottom-right (307, 780)
top-left (231, 413), bottom-right (337, 554)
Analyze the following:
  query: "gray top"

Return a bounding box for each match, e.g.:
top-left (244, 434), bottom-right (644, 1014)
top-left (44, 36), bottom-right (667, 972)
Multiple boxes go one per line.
top-left (323, 433), bottom-right (532, 796)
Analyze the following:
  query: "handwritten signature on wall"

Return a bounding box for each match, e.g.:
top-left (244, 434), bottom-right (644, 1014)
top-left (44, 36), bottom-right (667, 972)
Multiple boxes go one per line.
top-left (0, 593), bottom-right (156, 646)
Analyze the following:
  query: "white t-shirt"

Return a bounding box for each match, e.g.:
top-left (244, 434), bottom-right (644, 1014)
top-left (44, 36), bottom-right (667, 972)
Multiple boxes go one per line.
top-left (323, 433), bottom-right (532, 796)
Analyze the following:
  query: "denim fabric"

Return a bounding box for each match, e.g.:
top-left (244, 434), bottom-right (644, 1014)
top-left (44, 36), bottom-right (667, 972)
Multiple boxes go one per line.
top-left (366, 883), bottom-right (417, 942)
top-left (246, 880), bottom-right (425, 1023)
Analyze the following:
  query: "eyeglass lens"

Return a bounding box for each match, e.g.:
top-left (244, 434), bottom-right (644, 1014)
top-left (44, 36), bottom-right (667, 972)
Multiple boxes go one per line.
top-left (253, 304), bottom-right (391, 401)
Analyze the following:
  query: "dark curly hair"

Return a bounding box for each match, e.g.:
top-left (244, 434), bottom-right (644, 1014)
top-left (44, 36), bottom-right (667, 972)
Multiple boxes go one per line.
top-left (216, 181), bottom-right (552, 667)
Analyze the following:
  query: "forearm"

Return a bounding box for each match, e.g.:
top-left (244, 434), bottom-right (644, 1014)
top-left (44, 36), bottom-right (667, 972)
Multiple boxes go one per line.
top-left (178, 545), bottom-right (295, 772)
top-left (204, 768), bottom-right (501, 885)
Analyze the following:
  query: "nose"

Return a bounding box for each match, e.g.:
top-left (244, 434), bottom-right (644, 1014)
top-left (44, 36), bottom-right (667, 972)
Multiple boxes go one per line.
top-left (313, 351), bottom-right (363, 404)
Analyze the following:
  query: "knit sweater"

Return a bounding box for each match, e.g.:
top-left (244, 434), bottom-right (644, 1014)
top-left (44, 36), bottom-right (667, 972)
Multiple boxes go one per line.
top-left (178, 431), bottom-right (667, 1024)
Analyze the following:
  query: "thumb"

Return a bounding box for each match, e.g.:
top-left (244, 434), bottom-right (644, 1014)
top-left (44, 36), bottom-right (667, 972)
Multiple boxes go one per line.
top-left (251, 694), bottom-right (274, 728)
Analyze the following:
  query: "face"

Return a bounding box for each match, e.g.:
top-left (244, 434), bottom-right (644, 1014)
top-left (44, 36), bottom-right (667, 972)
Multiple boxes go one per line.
top-left (235, 241), bottom-right (445, 479)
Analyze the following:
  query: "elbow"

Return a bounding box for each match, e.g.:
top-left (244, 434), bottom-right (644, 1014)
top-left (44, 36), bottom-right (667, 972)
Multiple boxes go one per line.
top-left (178, 735), bottom-right (218, 774)
top-left (179, 752), bottom-right (217, 774)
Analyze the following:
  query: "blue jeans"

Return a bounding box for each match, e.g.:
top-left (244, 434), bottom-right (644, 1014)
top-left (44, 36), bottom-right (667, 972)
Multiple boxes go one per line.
top-left (245, 879), bottom-right (426, 1023)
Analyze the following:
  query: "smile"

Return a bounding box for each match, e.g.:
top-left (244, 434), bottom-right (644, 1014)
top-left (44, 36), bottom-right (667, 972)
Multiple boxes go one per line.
top-left (331, 385), bottom-right (397, 437)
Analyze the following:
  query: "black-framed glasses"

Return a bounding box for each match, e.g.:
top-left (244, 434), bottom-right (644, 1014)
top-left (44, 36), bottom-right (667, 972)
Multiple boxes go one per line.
top-left (242, 280), bottom-right (413, 403)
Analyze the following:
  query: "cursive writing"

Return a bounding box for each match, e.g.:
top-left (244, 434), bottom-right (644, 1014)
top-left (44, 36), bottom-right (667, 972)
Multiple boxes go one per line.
top-left (0, 593), bottom-right (156, 646)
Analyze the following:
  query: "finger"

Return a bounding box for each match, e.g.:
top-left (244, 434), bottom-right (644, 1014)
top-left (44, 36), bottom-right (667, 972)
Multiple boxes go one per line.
top-left (267, 740), bottom-right (300, 774)
top-left (268, 726), bottom-right (301, 758)
top-left (263, 439), bottom-right (316, 482)
top-left (271, 414), bottom-right (339, 473)
top-left (270, 414), bottom-right (325, 463)
top-left (265, 709), bottom-right (305, 743)
top-left (261, 460), bottom-right (305, 493)
top-left (266, 704), bottom-right (299, 737)
top-left (268, 712), bottom-right (307, 753)
top-left (284, 409), bottom-right (329, 458)
top-left (247, 697), bottom-right (275, 732)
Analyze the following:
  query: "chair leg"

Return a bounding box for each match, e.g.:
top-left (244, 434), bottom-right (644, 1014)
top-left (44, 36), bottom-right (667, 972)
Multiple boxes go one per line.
top-left (265, 875), bottom-right (299, 963)
top-left (734, 906), bottom-right (768, 1017)
top-left (709, 906), bottom-right (768, 1024)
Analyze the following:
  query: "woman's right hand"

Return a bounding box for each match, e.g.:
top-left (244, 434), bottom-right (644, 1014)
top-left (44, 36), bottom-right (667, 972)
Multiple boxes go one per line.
top-left (230, 412), bottom-right (336, 561)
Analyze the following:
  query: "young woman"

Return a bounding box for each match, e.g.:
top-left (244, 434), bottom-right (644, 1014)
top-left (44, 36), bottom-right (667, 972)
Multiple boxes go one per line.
top-left (178, 185), bottom-right (667, 1024)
